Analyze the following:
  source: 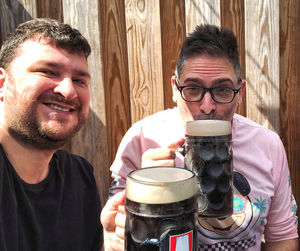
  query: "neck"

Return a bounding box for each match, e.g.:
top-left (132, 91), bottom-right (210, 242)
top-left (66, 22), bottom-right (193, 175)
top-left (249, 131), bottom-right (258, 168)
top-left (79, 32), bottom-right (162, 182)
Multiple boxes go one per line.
top-left (0, 130), bottom-right (55, 184)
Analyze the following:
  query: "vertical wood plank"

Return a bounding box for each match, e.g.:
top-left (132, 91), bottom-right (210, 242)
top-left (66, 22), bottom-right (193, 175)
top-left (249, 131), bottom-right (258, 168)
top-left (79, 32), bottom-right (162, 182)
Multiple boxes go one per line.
top-left (125, 0), bottom-right (164, 123)
top-left (279, 0), bottom-right (300, 214)
top-left (99, 0), bottom-right (131, 166)
top-left (0, 0), bottom-right (37, 46)
top-left (220, 0), bottom-right (246, 117)
top-left (245, 0), bottom-right (280, 132)
top-left (62, 0), bottom-right (110, 206)
top-left (160, 0), bottom-right (186, 109)
top-left (185, 0), bottom-right (221, 34)
top-left (37, 0), bottom-right (63, 21)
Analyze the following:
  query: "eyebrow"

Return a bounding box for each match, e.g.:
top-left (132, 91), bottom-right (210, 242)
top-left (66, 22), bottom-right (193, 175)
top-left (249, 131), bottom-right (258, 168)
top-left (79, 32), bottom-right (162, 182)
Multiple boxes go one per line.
top-left (183, 77), bottom-right (234, 86)
top-left (35, 61), bottom-right (91, 79)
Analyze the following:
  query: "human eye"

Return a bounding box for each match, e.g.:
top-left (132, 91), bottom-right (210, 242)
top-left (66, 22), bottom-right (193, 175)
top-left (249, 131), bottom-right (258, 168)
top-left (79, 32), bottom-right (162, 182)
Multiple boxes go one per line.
top-left (38, 69), bottom-right (56, 76)
top-left (184, 86), bottom-right (202, 95)
top-left (73, 78), bottom-right (88, 87)
top-left (214, 87), bottom-right (232, 97)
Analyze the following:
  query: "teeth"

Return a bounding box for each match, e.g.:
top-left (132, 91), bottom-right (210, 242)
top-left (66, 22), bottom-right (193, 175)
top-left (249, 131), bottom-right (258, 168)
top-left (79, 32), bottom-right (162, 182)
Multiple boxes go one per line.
top-left (49, 104), bottom-right (70, 112)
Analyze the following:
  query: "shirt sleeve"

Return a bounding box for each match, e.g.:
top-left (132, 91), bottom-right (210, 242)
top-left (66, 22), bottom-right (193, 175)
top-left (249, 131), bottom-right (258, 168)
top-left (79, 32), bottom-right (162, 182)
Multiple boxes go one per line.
top-left (264, 134), bottom-right (298, 242)
top-left (108, 122), bottom-right (144, 196)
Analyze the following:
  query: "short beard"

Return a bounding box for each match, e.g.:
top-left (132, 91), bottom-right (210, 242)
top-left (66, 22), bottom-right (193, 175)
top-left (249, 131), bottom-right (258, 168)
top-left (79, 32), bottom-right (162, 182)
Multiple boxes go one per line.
top-left (4, 76), bottom-right (86, 150)
top-left (8, 119), bottom-right (83, 150)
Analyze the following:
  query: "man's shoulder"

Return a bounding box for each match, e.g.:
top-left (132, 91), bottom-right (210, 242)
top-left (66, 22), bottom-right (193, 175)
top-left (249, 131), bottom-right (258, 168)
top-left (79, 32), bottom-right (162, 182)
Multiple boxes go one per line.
top-left (233, 113), bottom-right (264, 128)
top-left (233, 113), bottom-right (280, 140)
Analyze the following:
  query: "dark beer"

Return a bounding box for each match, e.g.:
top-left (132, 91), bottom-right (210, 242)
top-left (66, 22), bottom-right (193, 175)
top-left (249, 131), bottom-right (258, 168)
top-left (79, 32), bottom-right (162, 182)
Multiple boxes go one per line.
top-left (184, 120), bottom-right (233, 217)
top-left (125, 167), bottom-right (197, 251)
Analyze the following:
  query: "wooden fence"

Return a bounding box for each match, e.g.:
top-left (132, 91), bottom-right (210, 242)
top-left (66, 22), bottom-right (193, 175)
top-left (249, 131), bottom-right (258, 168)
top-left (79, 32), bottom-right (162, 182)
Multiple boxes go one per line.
top-left (1, 0), bottom-right (299, 216)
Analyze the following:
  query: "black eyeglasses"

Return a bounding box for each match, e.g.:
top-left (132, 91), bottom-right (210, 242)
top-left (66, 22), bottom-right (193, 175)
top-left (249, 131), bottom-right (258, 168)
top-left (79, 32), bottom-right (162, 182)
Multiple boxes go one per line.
top-left (174, 75), bottom-right (242, 104)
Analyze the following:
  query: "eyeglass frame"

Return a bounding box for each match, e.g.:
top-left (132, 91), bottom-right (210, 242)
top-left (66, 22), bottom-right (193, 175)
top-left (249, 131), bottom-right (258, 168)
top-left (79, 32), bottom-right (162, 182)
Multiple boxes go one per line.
top-left (174, 74), bottom-right (242, 104)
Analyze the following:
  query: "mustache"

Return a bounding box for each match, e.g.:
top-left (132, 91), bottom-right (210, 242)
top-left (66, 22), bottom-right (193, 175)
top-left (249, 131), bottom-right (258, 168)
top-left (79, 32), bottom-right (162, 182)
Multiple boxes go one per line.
top-left (193, 112), bottom-right (223, 120)
top-left (37, 92), bottom-right (80, 107)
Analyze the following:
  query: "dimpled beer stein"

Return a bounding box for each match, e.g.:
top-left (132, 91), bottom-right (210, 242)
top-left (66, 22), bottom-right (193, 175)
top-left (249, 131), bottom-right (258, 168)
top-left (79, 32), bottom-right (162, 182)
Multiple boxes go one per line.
top-left (184, 120), bottom-right (233, 217)
top-left (125, 167), bottom-right (198, 251)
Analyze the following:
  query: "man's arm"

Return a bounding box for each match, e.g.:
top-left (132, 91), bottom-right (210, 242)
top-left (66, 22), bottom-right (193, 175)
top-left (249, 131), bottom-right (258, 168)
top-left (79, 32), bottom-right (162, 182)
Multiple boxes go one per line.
top-left (265, 238), bottom-right (299, 251)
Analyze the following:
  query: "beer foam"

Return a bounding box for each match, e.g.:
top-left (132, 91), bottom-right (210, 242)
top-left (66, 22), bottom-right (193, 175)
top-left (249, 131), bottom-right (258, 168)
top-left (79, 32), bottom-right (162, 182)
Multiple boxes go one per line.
top-left (126, 167), bottom-right (197, 204)
top-left (185, 120), bottom-right (231, 136)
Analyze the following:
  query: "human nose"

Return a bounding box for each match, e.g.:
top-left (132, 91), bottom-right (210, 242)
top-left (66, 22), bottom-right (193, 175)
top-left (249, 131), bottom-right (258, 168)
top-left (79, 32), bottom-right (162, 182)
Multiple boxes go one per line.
top-left (199, 91), bottom-right (216, 115)
top-left (54, 78), bottom-right (77, 100)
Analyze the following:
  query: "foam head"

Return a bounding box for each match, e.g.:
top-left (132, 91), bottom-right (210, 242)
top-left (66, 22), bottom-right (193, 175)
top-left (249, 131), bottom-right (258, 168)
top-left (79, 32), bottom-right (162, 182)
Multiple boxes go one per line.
top-left (126, 167), bottom-right (197, 204)
top-left (185, 120), bottom-right (231, 136)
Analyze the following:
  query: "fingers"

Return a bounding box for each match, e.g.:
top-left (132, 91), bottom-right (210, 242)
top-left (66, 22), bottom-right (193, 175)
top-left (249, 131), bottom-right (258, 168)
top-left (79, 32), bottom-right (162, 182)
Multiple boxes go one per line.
top-left (101, 192), bottom-right (126, 250)
top-left (115, 213), bottom-right (126, 240)
top-left (115, 226), bottom-right (125, 240)
top-left (142, 148), bottom-right (176, 168)
top-left (115, 211), bottom-right (126, 229)
top-left (167, 137), bottom-right (185, 149)
top-left (100, 191), bottom-right (125, 231)
top-left (117, 204), bottom-right (125, 214)
top-left (143, 148), bottom-right (176, 161)
top-left (141, 138), bottom-right (185, 168)
top-left (142, 158), bottom-right (176, 168)
top-left (103, 231), bottom-right (124, 251)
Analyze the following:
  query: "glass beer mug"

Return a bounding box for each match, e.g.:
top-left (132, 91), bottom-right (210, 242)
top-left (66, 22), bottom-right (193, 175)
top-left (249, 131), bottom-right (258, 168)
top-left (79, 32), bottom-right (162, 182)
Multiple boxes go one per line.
top-left (125, 166), bottom-right (198, 251)
top-left (184, 120), bottom-right (233, 217)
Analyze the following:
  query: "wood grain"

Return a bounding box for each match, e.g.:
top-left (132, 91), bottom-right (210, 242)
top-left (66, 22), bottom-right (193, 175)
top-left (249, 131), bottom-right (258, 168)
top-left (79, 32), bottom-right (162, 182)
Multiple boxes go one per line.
top-left (0, 0), bottom-right (37, 46)
top-left (37, 0), bottom-right (63, 21)
top-left (99, 0), bottom-right (131, 166)
top-left (160, 0), bottom-right (186, 109)
top-left (125, 0), bottom-right (164, 123)
top-left (279, 0), bottom-right (300, 215)
top-left (185, 0), bottom-right (221, 33)
top-left (62, 0), bottom-right (110, 206)
top-left (220, 0), bottom-right (246, 117)
top-left (245, 0), bottom-right (280, 132)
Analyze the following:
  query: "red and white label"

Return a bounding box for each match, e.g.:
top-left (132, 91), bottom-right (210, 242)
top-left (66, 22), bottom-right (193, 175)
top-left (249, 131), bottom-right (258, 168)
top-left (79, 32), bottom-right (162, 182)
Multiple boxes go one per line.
top-left (169, 230), bottom-right (193, 251)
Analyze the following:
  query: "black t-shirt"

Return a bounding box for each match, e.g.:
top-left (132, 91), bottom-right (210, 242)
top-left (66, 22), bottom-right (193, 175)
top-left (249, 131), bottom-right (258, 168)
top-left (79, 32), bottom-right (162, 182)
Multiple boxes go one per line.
top-left (0, 146), bottom-right (103, 251)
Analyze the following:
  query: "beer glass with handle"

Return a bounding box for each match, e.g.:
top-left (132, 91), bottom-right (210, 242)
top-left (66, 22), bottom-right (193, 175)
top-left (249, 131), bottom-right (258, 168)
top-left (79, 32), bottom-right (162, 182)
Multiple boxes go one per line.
top-left (125, 166), bottom-right (198, 251)
top-left (184, 120), bottom-right (233, 217)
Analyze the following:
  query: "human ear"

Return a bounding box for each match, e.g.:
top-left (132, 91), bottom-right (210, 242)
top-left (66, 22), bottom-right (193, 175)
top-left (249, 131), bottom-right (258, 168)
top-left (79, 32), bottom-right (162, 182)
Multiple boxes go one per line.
top-left (237, 80), bottom-right (246, 105)
top-left (171, 76), bottom-right (179, 103)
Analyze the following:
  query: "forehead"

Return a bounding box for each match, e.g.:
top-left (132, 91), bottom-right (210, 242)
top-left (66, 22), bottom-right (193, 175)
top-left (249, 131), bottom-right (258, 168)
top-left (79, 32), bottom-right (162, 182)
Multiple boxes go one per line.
top-left (181, 55), bottom-right (236, 80)
top-left (10, 39), bottom-right (89, 73)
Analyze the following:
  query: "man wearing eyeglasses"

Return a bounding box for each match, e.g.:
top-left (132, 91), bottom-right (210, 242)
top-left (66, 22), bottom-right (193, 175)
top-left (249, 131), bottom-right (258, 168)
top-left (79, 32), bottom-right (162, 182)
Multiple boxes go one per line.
top-left (101, 24), bottom-right (298, 251)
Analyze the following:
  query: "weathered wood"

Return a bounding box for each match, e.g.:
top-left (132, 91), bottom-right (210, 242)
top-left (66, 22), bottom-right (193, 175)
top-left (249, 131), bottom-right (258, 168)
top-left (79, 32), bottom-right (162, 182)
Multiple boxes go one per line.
top-left (99, 0), bottom-right (131, 166)
top-left (220, 0), bottom-right (246, 117)
top-left (185, 0), bottom-right (221, 33)
top-left (160, 0), bottom-right (186, 109)
top-left (37, 0), bottom-right (63, 21)
top-left (125, 0), bottom-right (164, 123)
top-left (62, 0), bottom-right (110, 206)
top-left (0, 0), bottom-right (37, 46)
top-left (279, 0), bottom-right (300, 215)
top-left (245, 0), bottom-right (280, 132)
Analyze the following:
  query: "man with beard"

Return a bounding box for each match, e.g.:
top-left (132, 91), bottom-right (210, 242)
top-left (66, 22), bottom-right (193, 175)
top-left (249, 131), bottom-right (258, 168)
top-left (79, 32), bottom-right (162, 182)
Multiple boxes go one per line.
top-left (0, 18), bottom-right (102, 250)
top-left (101, 25), bottom-right (298, 250)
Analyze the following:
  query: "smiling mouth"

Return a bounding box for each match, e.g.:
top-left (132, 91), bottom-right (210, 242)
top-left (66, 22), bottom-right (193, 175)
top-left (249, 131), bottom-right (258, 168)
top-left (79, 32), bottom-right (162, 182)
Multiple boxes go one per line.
top-left (46, 103), bottom-right (73, 112)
